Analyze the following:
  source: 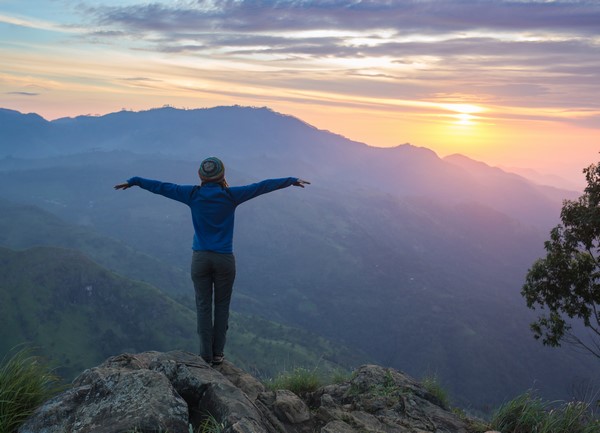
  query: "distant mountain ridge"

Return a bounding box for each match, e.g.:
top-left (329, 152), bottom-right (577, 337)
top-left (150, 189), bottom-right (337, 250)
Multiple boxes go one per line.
top-left (494, 162), bottom-right (582, 191)
top-left (1, 106), bottom-right (575, 229)
top-left (0, 105), bottom-right (596, 410)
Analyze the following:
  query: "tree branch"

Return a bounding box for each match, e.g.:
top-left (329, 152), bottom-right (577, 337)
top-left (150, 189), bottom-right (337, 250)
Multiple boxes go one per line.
top-left (564, 331), bottom-right (600, 359)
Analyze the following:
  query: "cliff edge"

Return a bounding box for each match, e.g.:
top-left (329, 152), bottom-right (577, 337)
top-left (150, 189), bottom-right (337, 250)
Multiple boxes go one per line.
top-left (19, 350), bottom-right (495, 433)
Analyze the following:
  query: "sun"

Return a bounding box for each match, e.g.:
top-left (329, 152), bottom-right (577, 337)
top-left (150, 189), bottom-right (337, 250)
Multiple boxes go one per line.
top-left (440, 103), bottom-right (485, 126)
top-left (454, 112), bottom-right (475, 125)
top-left (422, 101), bottom-right (496, 156)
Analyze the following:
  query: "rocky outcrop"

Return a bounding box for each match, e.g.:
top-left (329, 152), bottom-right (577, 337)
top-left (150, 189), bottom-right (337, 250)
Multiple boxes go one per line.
top-left (308, 365), bottom-right (472, 433)
top-left (19, 351), bottom-right (492, 433)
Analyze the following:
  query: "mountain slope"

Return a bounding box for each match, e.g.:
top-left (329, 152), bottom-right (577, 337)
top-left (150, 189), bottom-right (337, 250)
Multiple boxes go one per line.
top-left (0, 198), bottom-right (191, 297)
top-left (0, 245), bottom-right (196, 378)
top-left (0, 245), bottom-right (366, 380)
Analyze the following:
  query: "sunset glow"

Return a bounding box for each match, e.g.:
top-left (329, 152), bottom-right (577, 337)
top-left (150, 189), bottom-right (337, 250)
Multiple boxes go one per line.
top-left (1, 0), bottom-right (599, 185)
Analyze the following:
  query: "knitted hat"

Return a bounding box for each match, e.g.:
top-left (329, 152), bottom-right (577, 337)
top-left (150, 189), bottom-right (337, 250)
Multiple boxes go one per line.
top-left (198, 157), bottom-right (225, 181)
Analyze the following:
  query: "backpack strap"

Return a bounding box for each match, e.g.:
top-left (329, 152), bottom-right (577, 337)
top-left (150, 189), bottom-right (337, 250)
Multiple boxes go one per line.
top-left (224, 187), bottom-right (236, 205)
top-left (189, 185), bottom-right (200, 199)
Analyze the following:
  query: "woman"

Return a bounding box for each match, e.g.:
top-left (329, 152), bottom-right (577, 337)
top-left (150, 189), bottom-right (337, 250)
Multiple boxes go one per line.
top-left (115, 157), bottom-right (309, 365)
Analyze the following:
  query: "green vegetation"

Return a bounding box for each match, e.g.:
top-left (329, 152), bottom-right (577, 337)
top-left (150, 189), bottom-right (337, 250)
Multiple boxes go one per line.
top-left (0, 347), bottom-right (62, 433)
top-left (491, 392), bottom-right (599, 433)
top-left (0, 246), bottom-right (199, 379)
top-left (422, 373), bottom-right (450, 410)
top-left (0, 245), bottom-right (361, 383)
top-left (266, 367), bottom-right (322, 395)
top-left (193, 413), bottom-right (224, 433)
top-left (0, 199), bottom-right (191, 298)
top-left (522, 161), bottom-right (600, 358)
top-left (330, 369), bottom-right (351, 384)
top-left (371, 370), bottom-right (401, 397)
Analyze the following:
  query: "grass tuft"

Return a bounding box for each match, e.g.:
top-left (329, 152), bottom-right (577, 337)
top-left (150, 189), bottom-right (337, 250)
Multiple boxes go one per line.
top-left (0, 347), bottom-right (63, 433)
top-left (491, 391), bottom-right (599, 433)
top-left (266, 367), bottom-right (322, 395)
top-left (194, 413), bottom-right (225, 433)
top-left (421, 373), bottom-right (450, 410)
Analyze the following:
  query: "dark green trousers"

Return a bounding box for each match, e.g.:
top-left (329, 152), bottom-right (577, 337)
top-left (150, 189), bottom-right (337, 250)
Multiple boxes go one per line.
top-left (191, 250), bottom-right (236, 363)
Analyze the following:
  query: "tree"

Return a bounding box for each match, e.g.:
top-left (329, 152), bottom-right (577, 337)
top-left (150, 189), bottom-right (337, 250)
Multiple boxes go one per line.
top-left (521, 162), bottom-right (600, 359)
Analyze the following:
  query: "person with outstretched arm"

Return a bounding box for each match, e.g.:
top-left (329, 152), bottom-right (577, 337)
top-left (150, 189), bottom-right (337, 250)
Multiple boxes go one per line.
top-left (115, 157), bottom-right (310, 365)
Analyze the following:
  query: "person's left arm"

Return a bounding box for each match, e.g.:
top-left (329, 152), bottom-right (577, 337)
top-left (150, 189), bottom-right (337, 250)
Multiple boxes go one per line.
top-left (229, 177), bottom-right (310, 205)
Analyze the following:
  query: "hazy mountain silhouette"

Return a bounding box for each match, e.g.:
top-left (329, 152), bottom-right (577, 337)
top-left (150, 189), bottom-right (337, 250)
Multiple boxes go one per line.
top-left (0, 105), bottom-right (596, 411)
top-left (1, 106), bottom-right (574, 228)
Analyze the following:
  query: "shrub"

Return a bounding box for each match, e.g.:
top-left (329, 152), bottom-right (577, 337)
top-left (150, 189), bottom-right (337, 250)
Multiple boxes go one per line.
top-left (0, 348), bottom-right (62, 433)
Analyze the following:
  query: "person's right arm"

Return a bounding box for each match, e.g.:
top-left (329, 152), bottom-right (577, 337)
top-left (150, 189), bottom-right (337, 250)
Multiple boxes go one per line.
top-left (115, 177), bottom-right (195, 205)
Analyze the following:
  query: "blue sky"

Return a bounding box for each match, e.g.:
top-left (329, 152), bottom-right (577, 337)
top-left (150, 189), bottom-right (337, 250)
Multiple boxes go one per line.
top-left (1, 0), bottom-right (600, 183)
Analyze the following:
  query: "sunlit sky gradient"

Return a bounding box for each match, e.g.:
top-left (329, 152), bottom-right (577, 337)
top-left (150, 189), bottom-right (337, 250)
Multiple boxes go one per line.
top-left (1, 0), bottom-right (600, 185)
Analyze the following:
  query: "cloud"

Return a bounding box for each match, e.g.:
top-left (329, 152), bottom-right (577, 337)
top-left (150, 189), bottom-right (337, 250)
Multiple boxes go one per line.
top-left (86, 0), bottom-right (600, 35)
top-left (79, 1), bottom-right (600, 71)
top-left (6, 91), bottom-right (39, 96)
top-left (0, 12), bottom-right (79, 33)
top-left (23, 0), bottom-right (598, 129)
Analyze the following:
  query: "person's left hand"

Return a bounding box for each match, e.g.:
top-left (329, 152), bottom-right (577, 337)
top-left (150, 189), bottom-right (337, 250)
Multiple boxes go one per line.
top-left (293, 179), bottom-right (311, 188)
top-left (114, 182), bottom-right (133, 190)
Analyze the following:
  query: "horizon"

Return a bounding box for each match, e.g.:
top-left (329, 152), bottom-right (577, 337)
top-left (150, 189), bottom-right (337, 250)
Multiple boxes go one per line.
top-left (1, 0), bottom-right (599, 186)
top-left (0, 103), bottom-right (586, 191)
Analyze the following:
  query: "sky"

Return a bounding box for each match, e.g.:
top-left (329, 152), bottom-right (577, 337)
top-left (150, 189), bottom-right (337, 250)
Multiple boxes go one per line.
top-left (1, 0), bottom-right (600, 186)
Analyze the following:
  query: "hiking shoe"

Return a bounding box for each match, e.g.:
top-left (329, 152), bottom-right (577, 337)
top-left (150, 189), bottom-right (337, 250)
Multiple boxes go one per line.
top-left (212, 354), bottom-right (224, 365)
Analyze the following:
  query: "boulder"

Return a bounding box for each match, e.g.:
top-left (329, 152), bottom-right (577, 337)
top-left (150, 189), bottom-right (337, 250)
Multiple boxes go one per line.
top-left (307, 364), bottom-right (473, 433)
top-left (19, 351), bottom-right (278, 433)
top-left (19, 366), bottom-right (188, 433)
top-left (258, 390), bottom-right (311, 424)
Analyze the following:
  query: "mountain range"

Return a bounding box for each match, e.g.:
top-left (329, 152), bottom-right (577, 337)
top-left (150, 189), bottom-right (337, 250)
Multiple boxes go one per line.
top-left (0, 105), bottom-right (596, 411)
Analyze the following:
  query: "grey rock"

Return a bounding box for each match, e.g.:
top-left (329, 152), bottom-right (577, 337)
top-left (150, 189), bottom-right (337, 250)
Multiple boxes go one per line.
top-left (271, 390), bottom-right (311, 424)
top-left (216, 360), bottom-right (266, 401)
top-left (19, 354), bottom-right (484, 433)
top-left (19, 364), bottom-right (189, 433)
top-left (19, 351), bottom-right (277, 433)
top-left (320, 420), bottom-right (358, 433)
top-left (258, 391), bottom-right (315, 433)
top-left (308, 364), bottom-right (472, 433)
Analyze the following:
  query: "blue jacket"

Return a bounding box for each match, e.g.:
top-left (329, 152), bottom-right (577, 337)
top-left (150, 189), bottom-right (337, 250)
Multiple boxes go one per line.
top-left (128, 176), bottom-right (298, 253)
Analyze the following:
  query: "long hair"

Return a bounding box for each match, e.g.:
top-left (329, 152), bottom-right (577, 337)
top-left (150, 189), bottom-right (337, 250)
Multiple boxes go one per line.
top-left (201, 178), bottom-right (229, 188)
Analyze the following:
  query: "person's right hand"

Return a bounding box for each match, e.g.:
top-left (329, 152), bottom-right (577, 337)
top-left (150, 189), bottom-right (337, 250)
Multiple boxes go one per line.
top-left (114, 182), bottom-right (132, 190)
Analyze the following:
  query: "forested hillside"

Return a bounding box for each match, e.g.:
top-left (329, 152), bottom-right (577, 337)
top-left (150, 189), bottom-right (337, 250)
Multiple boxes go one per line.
top-left (0, 243), bottom-right (363, 380)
